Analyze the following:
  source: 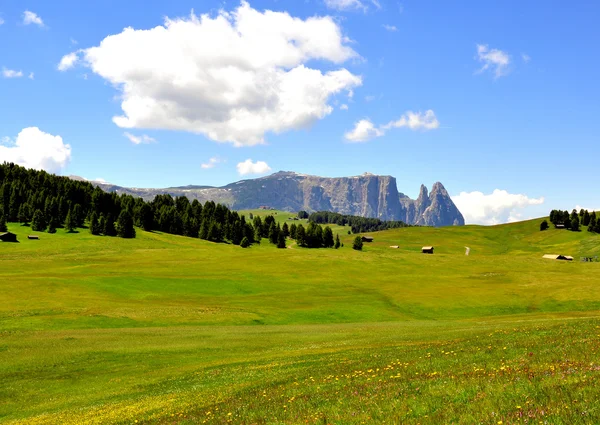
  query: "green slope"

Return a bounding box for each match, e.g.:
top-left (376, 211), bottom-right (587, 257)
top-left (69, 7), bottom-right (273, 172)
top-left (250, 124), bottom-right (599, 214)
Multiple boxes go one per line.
top-left (1, 218), bottom-right (599, 424)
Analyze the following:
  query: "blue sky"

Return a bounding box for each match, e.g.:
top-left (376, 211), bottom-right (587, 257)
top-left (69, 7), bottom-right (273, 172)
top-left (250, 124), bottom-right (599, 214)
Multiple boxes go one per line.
top-left (1, 0), bottom-right (599, 224)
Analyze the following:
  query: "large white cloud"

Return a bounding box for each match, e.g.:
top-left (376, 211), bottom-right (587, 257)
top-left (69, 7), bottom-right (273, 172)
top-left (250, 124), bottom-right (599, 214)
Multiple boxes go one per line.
top-left (451, 189), bottom-right (544, 225)
top-left (58, 2), bottom-right (361, 147)
top-left (237, 159), bottom-right (271, 176)
top-left (0, 127), bottom-right (72, 173)
top-left (476, 44), bottom-right (510, 78)
top-left (345, 110), bottom-right (439, 142)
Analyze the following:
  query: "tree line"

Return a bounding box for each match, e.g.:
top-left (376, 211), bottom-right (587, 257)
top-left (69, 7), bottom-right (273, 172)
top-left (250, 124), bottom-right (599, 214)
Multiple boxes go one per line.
top-left (308, 211), bottom-right (410, 234)
top-left (0, 162), bottom-right (344, 249)
top-left (0, 162), bottom-right (258, 245)
top-left (543, 209), bottom-right (600, 233)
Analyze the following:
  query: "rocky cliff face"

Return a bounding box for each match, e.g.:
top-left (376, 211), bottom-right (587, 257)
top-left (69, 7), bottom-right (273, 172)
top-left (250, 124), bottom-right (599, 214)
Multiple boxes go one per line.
top-left (91, 171), bottom-right (465, 227)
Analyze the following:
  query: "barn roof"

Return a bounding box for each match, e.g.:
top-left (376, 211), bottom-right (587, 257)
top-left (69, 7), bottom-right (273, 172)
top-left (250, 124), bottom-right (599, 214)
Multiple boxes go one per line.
top-left (422, 246), bottom-right (433, 250)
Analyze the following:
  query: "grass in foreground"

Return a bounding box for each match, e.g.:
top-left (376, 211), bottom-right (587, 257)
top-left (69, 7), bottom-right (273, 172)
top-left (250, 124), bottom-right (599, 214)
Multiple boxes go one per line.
top-left (1, 217), bottom-right (599, 424)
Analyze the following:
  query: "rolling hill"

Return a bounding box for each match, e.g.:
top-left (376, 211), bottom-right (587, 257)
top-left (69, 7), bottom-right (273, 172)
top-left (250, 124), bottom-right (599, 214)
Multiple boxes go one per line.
top-left (1, 217), bottom-right (599, 424)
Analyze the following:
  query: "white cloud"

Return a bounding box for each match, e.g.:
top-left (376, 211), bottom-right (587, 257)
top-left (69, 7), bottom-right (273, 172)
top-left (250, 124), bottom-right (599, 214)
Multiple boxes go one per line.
top-left (382, 24), bottom-right (397, 32)
top-left (476, 44), bottom-right (510, 78)
top-left (382, 109), bottom-right (440, 130)
top-left (451, 189), bottom-right (544, 225)
top-left (58, 52), bottom-right (79, 71)
top-left (237, 159), bottom-right (271, 176)
top-left (521, 53), bottom-right (531, 63)
top-left (324, 0), bottom-right (380, 11)
top-left (2, 68), bottom-right (23, 78)
top-left (58, 2), bottom-right (361, 147)
top-left (345, 109), bottom-right (440, 142)
top-left (365, 95), bottom-right (376, 102)
top-left (0, 127), bottom-right (72, 173)
top-left (201, 157), bottom-right (222, 169)
top-left (28, 72), bottom-right (34, 80)
top-left (0, 18), bottom-right (4, 26)
top-left (93, 178), bottom-right (107, 183)
top-left (124, 132), bottom-right (156, 144)
top-left (345, 119), bottom-right (384, 142)
top-left (23, 10), bottom-right (44, 27)
top-left (340, 103), bottom-right (348, 110)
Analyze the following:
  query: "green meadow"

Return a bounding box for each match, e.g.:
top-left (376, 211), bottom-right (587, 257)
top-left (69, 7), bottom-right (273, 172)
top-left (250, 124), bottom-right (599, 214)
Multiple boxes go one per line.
top-left (1, 217), bottom-right (600, 424)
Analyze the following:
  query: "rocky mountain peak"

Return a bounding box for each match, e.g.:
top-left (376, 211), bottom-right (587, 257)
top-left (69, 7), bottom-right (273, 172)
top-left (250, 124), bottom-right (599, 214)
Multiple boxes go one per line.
top-left (89, 171), bottom-right (465, 227)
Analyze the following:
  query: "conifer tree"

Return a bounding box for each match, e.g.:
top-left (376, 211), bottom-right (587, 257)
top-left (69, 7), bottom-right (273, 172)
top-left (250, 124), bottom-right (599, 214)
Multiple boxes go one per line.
top-left (571, 215), bottom-right (580, 232)
top-left (282, 222), bottom-right (289, 238)
top-left (323, 226), bottom-right (334, 248)
top-left (540, 220), bottom-right (549, 231)
top-left (98, 215), bottom-right (106, 235)
top-left (240, 236), bottom-right (250, 248)
top-left (199, 220), bottom-right (208, 240)
top-left (89, 212), bottom-right (101, 235)
top-left (588, 215), bottom-right (597, 233)
top-left (353, 236), bottom-right (363, 251)
top-left (31, 209), bottom-right (46, 232)
top-left (65, 209), bottom-right (76, 233)
top-left (334, 234), bottom-right (341, 249)
top-left (116, 209), bottom-right (136, 238)
top-left (290, 223), bottom-right (297, 239)
top-left (103, 213), bottom-right (117, 236)
top-left (254, 224), bottom-right (262, 243)
top-left (268, 222), bottom-right (278, 244)
top-left (47, 217), bottom-right (57, 234)
top-left (296, 224), bottom-right (306, 247)
top-left (277, 230), bottom-right (286, 249)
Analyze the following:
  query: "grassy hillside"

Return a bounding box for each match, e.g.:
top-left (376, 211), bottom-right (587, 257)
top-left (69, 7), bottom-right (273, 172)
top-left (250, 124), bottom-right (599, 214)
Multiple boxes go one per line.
top-left (1, 217), bottom-right (599, 424)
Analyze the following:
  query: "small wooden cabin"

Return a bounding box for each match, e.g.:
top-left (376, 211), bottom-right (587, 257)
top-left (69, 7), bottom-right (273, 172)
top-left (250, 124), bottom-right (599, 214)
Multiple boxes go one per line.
top-left (542, 254), bottom-right (573, 261)
top-left (0, 232), bottom-right (18, 243)
top-left (361, 236), bottom-right (374, 242)
top-left (28, 235), bottom-right (40, 240)
top-left (422, 246), bottom-right (434, 254)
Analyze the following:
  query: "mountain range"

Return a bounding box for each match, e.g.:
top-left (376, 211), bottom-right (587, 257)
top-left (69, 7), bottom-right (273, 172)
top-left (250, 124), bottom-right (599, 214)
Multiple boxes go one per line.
top-left (82, 171), bottom-right (465, 227)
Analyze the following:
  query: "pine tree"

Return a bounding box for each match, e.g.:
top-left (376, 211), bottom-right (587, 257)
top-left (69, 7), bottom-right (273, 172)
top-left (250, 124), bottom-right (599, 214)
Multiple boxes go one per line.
top-left (139, 203), bottom-right (154, 231)
top-left (540, 220), bottom-right (549, 231)
top-left (89, 212), bottom-right (101, 235)
top-left (199, 220), bottom-right (208, 240)
top-left (31, 209), bottom-right (46, 231)
top-left (65, 209), bottom-right (76, 233)
top-left (240, 236), bottom-right (250, 248)
top-left (583, 210), bottom-right (591, 226)
top-left (282, 222), bottom-right (289, 237)
top-left (47, 217), bottom-right (57, 234)
top-left (323, 226), bottom-right (334, 247)
top-left (290, 223), bottom-right (297, 239)
top-left (352, 236), bottom-right (363, 251)
top-left (296, 224), bottom-right (306, 247)
top-left (268, 222), bottom-right (278, 244)
top-left (104, 213), bottom-right (117, 236)
top-left (0, 214), bottom-right (7, 232)
top-left (116, 209), bottom-right (136, 238)
top-left (98, 215), bottom-right (106, 235)
top-left (334, 234), bottom-right (341, 249)
top-left (571, 215), bottom-right (580, 232)
top-left (588, 215), bottom-right (597, 233)
top-left (277, 231), bottom-right (286, 249)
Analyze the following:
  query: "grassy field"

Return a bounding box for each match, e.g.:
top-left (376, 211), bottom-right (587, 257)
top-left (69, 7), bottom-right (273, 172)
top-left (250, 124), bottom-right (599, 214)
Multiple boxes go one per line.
top-left (1, 217), bottom-right (600, 424)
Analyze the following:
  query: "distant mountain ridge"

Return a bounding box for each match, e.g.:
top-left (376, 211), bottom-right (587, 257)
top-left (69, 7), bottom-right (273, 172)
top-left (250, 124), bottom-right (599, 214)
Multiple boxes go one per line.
top-left (84, 171), bottom-right (465, 227)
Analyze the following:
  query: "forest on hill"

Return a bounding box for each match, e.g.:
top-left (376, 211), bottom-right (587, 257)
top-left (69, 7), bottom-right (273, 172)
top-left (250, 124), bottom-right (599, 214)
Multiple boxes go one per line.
top-left (0, 162), bottom-right (336, 248)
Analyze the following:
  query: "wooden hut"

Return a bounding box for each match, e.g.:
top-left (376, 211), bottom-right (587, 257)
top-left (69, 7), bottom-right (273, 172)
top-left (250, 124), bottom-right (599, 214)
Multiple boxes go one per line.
top-left (542, 254), bottom-right (573, 261)
top-left (361, 236), bottom-right (374, 242)
top-left (0, 232), bottom-right (18, 243)
top-left (28, 235), bottom-right (40, 240)
top-left (422, 246), bottom-right (434, 254)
